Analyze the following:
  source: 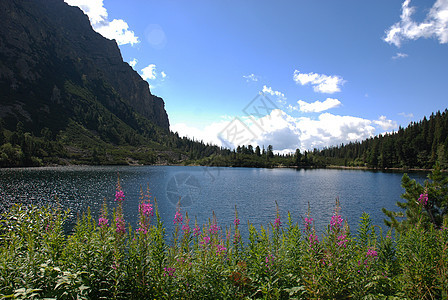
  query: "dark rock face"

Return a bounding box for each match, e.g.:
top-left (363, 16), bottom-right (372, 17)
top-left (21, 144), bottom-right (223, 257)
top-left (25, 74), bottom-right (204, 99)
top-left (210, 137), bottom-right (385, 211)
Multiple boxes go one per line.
top-left (0, 0), bottom-right (169, 131)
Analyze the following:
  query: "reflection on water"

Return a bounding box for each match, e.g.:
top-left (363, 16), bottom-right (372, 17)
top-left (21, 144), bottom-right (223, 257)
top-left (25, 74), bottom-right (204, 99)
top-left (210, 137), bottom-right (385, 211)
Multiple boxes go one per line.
top-left (0, 166), bottom-right (427, 237)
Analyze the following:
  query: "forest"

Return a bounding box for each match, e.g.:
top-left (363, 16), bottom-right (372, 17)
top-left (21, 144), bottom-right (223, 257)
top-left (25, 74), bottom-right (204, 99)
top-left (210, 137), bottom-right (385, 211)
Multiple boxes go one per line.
top-left (314, 109), bottom-right (448, 169)
top-left (1, 109), bottom-right (448, 169)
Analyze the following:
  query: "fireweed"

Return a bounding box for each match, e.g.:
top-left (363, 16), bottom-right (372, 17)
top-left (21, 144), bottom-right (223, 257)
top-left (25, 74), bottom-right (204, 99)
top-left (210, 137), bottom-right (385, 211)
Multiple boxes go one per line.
top-left (0, 186), bottom-right (447, 299)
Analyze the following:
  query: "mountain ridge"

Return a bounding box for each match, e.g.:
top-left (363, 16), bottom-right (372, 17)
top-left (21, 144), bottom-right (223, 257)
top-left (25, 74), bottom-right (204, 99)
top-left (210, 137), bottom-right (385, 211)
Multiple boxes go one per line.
top-left (0, 0), bottom-right (169, 134)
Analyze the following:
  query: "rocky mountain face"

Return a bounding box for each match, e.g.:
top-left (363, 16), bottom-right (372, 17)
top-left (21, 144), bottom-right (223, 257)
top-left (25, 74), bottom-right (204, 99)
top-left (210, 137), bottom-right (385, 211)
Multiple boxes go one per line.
top-left (0, 0), bottom-right (169, 135)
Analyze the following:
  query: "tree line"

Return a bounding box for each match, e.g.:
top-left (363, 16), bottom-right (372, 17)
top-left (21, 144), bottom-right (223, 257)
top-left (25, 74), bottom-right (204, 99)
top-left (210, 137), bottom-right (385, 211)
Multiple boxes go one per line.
top-left (2, 108), bottom-right (448, 169)
top-left (314, 109), bottom-right (448, 169)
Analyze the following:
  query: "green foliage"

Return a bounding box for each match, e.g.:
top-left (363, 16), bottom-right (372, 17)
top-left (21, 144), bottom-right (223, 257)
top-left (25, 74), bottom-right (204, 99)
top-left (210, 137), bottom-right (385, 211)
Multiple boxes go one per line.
top-left (1, 182), bottom-right (447, 299)
top-left (192, 145), bottom-right (323, 169)
top-left (383, 163), bottom-right (448, 232)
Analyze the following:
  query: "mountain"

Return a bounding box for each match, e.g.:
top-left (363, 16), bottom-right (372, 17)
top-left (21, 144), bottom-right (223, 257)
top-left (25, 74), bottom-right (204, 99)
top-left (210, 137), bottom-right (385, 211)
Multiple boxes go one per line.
top-left (0, 0), bottom-right (169, 137)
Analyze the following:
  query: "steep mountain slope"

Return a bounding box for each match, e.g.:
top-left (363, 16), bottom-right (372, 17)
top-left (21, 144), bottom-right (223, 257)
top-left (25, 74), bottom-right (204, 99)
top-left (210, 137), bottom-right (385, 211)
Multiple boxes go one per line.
top-left (0, 0), bottom-right (169, 138)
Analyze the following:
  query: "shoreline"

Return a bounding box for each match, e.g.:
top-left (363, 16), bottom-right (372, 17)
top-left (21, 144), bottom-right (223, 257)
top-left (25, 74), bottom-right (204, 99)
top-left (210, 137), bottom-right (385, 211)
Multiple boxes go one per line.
top-left (0, 162), bottom-right (439, 174)
top-left (324, 165), bottom-right (436, 173)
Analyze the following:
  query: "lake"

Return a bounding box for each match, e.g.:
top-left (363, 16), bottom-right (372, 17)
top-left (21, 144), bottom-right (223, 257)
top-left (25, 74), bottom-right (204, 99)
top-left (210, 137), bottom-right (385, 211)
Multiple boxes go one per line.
top-left (0, 166), bottom-right (428, 236)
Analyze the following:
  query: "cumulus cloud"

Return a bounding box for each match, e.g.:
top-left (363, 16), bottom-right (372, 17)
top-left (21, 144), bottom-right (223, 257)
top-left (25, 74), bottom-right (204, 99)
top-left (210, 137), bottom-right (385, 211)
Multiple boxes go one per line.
top-left (262, 85), bottom-right (286, 105)
top-left (384, 0), bottom-right (448, 47)
top-left (129, 58), bottom-right (138, 68)
top-left (171, 109), bottom-right (398, 153)
top-left (373, 116), bottom-right (398, 131)
top-left (296, 98), bottom-right (341, 113)
top-left (140, 64), bottom-right (167, 87)
top-left (243, 74), bottom-right (259, 82)
top-left (293, 70), bottom-right (344, 94)
top-left (64, 0), bottom-right (139, 46)
top-left (171, 119), bottom-right (232, 147)
top-left (141, 64), bottom-right (157, 81)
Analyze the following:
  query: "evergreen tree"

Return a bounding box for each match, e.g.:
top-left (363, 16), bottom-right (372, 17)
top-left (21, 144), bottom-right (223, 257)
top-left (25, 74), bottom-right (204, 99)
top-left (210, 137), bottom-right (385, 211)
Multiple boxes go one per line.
top-left (294, 148), bottom-right (302, 166)
top-left (382, 163), bottom-right (448, 232)
top-left (255, 145), bottom-right (261, 157)
top-left (267, 145), bottom-right (274, 159)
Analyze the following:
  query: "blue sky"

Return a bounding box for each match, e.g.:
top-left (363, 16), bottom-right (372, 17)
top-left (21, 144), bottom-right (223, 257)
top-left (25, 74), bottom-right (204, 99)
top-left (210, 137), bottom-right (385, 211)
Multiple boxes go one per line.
top-left (65, 0), bottom-right (448, 152)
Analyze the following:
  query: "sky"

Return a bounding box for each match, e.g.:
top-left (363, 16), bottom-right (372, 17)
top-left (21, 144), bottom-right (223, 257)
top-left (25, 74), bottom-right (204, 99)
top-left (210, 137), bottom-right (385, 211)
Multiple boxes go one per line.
top-left (64, 0), bottom-right (448, 153)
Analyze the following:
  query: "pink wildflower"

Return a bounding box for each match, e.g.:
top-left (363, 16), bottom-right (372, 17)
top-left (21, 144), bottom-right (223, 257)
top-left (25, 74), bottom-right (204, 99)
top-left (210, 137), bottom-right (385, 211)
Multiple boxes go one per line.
top-left (209, 223), bottom-right (220, 235)
top-left (173, 210), bottom-right (183, 224)
top-left (234, 218), bottom-right (240, 226)
top-left (216, 244), bottom-right (227, 255)
top-left (304, 217), bottom-right (313, 230)
top-left (200, 235), bottom-right (211, 246)
top-left (139, 202), bottom-right (153, 217)
top-left (182, 223), bottom-right (190, 235)
top-left (115, 216), bottom-right (125, 234)
top-left (98, 217), bottom-right (109, 228)
top-left (366, 248), bottom-right (378, 258)
top-left (115, 190), bottom-right (125, 203)
top-left (274, 217), bottom-right (281, 229)
top-left (337, 233), bottom-right (347, 247)
top-left (330, 214), bottom-right (343, 229)
top-left (418, 192), bottom-right (428, 206)
top-left (136, 226), bottom-right (148, 234)
top-left (265, 254), bottom-right (275, 271)
top-left (309, 233), bottom-right (319, 247)
top-left (164, 267), bottom-right (176, 277)
top-left (193, 226), bottom-right (201, 236)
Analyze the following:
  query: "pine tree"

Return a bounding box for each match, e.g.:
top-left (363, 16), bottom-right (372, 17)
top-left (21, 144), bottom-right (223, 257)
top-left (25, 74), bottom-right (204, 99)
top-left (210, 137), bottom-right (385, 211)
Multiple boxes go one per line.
top-left (294, 149), bottom-right (302, 166)
top-left (255, 146), bottom-right (261, 157)
top-left (382, 163), bottom-right (448, 232)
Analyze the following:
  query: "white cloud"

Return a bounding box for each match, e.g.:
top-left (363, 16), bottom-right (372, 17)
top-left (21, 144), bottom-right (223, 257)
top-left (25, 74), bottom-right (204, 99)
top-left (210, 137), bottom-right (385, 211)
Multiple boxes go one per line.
top-left (171, 120), bottom-right (231, 147)
top-left (384, 0), bottom-right (448, 47)
top-left (392, 52), bottom-right (409, 59)
top-left (287, 104), bottom-right (299, 112)
top-left (64, 0), bottom-right (139, 46)
top-left (243, 74), bottom-right (259, 82)
top-left (262, 85), bottom-right (286, 105)
top-left (141, 64), bottom-right (157, 81)
top-left (296, 98), bottom-right (341, 113)
top-left (293, 70), bottom-right (344, 94)
top-left (171, 109), bottom-right (395, 152)
top-left (140, 64), bottom-right (167, 87)
top-left (95, 19), bottom-right (139, 46)
top-left (373, 116), bottom-right (398, 131)
top-left (398, 112), bottom-right (414, 118)
top-left (292, 112), bottom-right (376, 150)
top-left (129, 58), bottom-right (138, 68)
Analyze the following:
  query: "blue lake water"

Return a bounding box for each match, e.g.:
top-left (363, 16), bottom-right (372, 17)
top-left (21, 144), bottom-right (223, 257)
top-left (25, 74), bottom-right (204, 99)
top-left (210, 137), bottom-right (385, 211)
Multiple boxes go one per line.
top-left (0, 166), bottom-right (427, 236)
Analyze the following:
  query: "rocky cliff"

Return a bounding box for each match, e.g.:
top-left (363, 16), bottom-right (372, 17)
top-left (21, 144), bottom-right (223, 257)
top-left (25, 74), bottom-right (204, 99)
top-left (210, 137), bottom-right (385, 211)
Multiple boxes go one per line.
top-left (0, 0), bottom-right (170, 134)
